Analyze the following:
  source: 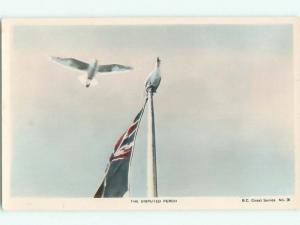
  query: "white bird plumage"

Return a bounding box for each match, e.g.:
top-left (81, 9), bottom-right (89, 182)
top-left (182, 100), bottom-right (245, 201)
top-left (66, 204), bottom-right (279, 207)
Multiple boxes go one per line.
top-left (51, 57), bottom-right (133, 88)
top-left (145, 57), bottom-right (161, 93)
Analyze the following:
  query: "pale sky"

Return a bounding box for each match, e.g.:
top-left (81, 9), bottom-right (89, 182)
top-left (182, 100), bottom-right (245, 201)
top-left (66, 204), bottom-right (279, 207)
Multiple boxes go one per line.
top-left (8, 24), bottom-right (294, 197)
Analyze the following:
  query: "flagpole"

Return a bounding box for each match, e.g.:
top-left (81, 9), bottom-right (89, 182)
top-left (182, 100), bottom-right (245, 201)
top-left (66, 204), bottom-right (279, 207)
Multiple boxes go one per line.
top-left (147, 89), bottom-right (158, 197)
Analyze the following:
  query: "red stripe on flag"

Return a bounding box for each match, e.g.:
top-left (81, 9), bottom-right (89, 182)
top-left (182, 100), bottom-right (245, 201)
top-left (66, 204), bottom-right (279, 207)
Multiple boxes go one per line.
top-left (114, 132), bottom-right (126, 151)
top-left (127, 123), bottom-right (137, 135)
top-left (110, 148), bottom-right (132, 161)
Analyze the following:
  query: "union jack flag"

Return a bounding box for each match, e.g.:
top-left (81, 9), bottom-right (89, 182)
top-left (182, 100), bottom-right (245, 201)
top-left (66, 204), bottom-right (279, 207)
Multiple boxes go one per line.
top-left (94, 101), bottom-right (146, 198)
top-left (109, 109), bottom-right (143, 162)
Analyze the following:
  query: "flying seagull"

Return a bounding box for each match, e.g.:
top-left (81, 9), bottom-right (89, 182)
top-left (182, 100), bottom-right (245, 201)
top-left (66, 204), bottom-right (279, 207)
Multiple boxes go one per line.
top-left (145, 57), bottom-right (161, 93)
top-left (51, 57), bottom-right (133, 88)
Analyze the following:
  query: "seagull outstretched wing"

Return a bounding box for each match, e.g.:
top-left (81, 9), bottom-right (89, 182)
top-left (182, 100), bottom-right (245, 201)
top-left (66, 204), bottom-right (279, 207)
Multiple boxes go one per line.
top-left (51, 57), bottom-right (89, 71)
top-left (97, 64), bottom-right (133, 73)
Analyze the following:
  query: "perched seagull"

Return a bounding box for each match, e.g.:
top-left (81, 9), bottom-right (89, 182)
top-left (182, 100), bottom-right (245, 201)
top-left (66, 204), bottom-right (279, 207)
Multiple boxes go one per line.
top-left (51, 57), bottom-right (133, 88)
top-left (145, 57), bottom-right (161, 93)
